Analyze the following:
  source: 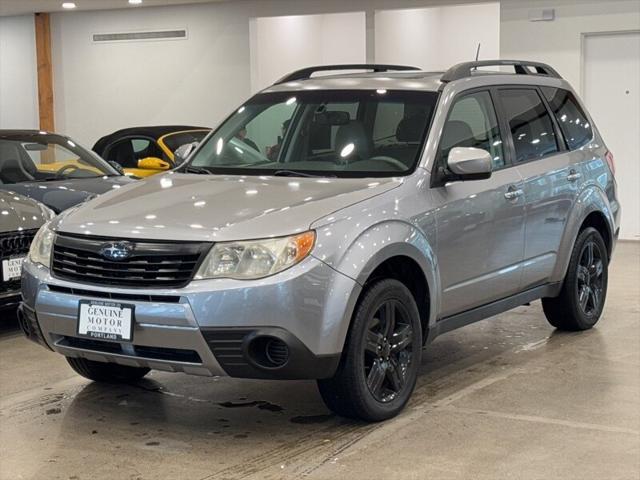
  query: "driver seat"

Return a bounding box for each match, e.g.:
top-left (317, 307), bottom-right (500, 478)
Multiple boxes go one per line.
top-left (0, 141), bottom-right (38, 183)
top-left (335, 121), bottom-right (373, 161)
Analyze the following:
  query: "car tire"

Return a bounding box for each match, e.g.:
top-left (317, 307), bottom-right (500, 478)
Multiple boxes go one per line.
top-left (317, 279), bottom-right (422, 422)
top-left (542, 227), bottom-right (609, 331)
top-left (66, 357), bottom-right (150, 382)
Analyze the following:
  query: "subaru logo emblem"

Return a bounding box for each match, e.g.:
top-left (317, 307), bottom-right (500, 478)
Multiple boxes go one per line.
top-left (99, 241), bottom-right (133, 261)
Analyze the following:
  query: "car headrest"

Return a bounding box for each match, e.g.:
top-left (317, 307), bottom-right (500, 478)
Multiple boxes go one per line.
top-left (396, 115), bottom-right (427, 143)
top-left (335, 121), bottom-right (372, 159)
top-left (441, 120), bottom-right (475, 152)
top-left (0, 141), bottom-right (38, 180)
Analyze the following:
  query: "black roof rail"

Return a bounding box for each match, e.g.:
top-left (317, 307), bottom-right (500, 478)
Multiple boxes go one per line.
top-left (274, 64), bottom-right (420, 85)
top-left (441, 60), bottom-right (562, 83)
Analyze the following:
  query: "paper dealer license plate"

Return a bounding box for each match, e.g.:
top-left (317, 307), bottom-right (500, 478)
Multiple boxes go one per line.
top-left (77, 300), bottom-right (134, 342)
top-left (2, 256), bottom-right (25, 282)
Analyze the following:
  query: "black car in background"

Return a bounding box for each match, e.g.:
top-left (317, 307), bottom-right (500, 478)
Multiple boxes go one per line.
top-left (92, 125), bottom-right (210, 177)
top-left (0, 130), bottom-right (132, 213)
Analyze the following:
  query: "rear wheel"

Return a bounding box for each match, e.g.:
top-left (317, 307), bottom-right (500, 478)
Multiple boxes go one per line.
top-left (542, 227), bottom-right (608, 331)
top-left (66, 357), bottom-right (150, 382)
top-left (317, 279), bottom-right (422, 422)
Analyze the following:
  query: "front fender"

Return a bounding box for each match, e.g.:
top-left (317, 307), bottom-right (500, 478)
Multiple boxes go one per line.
top-left (552, 184), bottom-right (617, 282)
top-left (313, 219), bottom-right (440, 331)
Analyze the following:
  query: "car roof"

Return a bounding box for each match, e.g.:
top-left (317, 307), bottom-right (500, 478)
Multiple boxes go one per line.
top-left (263, 70), bottom-right (570, 94)
top-left (262, 61), bottom-right (569, 93)
top-left (263, 71), bottom-right (445, 93)
top-left (92, 125), bottom-right (208, 152)
top-left (0, 130), bottom-right (70, 142)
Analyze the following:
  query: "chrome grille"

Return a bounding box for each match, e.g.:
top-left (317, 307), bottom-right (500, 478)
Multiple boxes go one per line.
top-left (51, 234), bottom-right (210, 288)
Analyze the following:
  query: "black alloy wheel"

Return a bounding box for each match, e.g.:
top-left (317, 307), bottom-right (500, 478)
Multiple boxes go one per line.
top-left (363, 299), bottom-right (414, 403)
top-left (576, 238), bottom-right (605, 316)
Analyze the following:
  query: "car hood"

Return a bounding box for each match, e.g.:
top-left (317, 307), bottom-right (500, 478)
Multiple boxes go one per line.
top-left (0, 176), bottom-right (133, 213)
top-left (52, 173), bottom-right (401, 242)
top-left (0, 191), bottom-right (52, 232)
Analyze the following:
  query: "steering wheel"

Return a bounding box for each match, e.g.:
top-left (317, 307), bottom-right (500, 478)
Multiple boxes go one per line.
top-left (367, 156), bottom-right (408, 171)
top-left (55, 164), bottom-right (81, 178)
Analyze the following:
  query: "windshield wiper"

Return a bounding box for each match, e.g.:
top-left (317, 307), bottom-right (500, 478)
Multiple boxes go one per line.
top-left (183, 165), bottom-right (213, 175)
top-left (273, 169), bottom-right (335, 178)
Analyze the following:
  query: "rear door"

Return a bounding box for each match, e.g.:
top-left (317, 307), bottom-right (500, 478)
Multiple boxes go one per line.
top-left (433, 89), bottom-right (526, 318)
top-left (496, 87), bottom-right (580, 289)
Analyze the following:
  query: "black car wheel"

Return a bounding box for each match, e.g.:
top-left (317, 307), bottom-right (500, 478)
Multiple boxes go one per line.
top-left (542, 227), bottom-right (608, 331)
top-left (318, 279), bottom-right (422, 421)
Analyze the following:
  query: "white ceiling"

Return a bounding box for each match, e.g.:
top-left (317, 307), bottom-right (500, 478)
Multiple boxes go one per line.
top-left (0, 0), bottom-right (229, 17)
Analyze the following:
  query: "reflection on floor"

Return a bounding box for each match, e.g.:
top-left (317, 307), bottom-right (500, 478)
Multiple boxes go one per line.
top-left (0, 242), bottom-right (638, 480)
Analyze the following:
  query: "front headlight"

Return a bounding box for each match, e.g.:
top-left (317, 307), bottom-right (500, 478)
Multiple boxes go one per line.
top-left (195, 231), bottom-right (315, 280)
top-left (28, 222), bottom-right (55, 268)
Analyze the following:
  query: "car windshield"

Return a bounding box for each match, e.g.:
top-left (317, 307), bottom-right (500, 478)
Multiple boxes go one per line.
top-left (0, 135), bottom-right (119, 184)
top-left (185, 90), bottom-right (438, 178)
top-left (161, 130), bottom-right (210, 154)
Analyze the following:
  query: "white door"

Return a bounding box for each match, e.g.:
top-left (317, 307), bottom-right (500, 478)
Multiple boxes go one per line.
top-left (584, 31), bottom-right (640, 240)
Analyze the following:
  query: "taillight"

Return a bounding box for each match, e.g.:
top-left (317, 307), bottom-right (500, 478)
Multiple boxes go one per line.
top-left (605, 150), bottom-right (615, 175)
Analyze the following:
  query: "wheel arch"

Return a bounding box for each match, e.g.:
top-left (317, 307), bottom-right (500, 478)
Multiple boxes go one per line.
top-left (552, 185), bottom-right (616, 281)
top-left (329, 221), bottom-right (440, 347)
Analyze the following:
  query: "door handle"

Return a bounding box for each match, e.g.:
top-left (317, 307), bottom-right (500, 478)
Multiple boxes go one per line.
top-left (567, 170), bottom-right (582, 182)
top-left (504, 186), bottom-right (524, 201)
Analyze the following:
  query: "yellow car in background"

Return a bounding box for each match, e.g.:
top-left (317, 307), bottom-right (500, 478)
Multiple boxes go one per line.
top-left (92, 126), bottom-right (211, 177)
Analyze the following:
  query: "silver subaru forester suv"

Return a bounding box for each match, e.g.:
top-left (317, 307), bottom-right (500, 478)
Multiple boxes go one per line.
top-left (21, 61), bottom-right (620, 421)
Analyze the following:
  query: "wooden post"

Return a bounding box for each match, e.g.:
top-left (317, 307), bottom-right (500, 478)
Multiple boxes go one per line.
top-left (34, 13), bottom-right (55, 132)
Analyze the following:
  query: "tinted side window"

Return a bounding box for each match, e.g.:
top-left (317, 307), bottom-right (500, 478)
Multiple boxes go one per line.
top-left (499, 89), bottom-right (559, 163)
top-left (541, 87), bottom-right (593, 150)
top-left (439, 91), bottom-right (505, 170)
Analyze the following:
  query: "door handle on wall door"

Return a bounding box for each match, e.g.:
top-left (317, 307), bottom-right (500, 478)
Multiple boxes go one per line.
top-left (504, 186), bottom-right (524, 201)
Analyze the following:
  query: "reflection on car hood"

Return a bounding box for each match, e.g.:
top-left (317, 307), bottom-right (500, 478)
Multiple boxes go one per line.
top-left (0, 191), bottom-right (50, 232)
top-left (53, 173), bottom-right (401, 241)
top-left (0, 176), bottom-right (133, 213)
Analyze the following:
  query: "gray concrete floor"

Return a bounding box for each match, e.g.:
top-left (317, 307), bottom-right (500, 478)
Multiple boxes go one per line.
top-left (0, 242), bottom-right (638, 480)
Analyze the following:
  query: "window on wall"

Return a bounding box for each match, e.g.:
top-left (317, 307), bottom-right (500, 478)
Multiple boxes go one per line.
top-left (541, 87), bottom-right (594, 150)
top-left (439, 91), bottom-right (505, 170)
top-left (498, 89), bottom-right (559, 163)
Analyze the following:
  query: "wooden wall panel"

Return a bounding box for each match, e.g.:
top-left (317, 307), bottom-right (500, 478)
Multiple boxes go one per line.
top-left (34, 12), bottom-right (54, 132)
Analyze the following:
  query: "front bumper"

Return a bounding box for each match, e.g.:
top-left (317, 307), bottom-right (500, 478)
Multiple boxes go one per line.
top-left (21, 256), bottom-right (358, 379)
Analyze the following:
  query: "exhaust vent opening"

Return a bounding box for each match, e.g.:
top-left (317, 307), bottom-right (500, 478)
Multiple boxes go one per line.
top-left (92, 29), bottom-right (187, 43)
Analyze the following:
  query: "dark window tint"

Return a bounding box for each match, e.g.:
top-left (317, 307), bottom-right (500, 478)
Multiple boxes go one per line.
top-left (541, 87), bottom-right (593, 150)
top-left (499, 89), bottom-right (559, 163)
top-left (439, 91), bottom-right (505, 169)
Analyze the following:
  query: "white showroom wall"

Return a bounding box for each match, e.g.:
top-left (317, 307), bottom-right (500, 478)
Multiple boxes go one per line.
top-left (47, 0), bottom-right (488, 147)
top-left (250, 12), bottom-right (366, 92)
top-left (0, 14), bottom-right (39, 129)
top-left (500, 0), bottom-right (640, 95)
top-left (375, 3), bottom-right (500, 70)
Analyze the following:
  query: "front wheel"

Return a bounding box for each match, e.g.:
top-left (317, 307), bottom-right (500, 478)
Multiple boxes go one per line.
top-left (542, 227), bottom-right (608, 331)
top-left (317, 279), bottom-right (422, 422)
top-left (66, 357), bottom-right (150, 383)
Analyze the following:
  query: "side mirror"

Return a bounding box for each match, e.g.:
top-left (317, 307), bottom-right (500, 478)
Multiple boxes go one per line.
top-left (108, 160), bottom-right (125, 175)
top-left (138, 157), bottom-right (171, 171)
top-left (446, 147), bottom-right (492, 181)
top-left (174, 142), bottom-right (197, 165)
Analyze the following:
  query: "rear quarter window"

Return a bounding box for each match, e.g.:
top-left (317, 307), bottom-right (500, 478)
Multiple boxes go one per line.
top-left (541, 87), bottom-right (594, 150)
